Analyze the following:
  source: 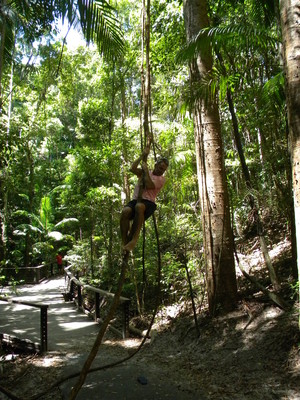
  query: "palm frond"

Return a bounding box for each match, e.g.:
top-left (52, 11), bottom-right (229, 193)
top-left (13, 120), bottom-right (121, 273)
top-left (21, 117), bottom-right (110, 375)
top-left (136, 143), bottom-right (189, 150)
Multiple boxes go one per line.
top-left (1, 0), bottom-right (32, 19)
top-left (77, 0), bottom-right (124, 59)
top-left (0, 17), bottom-right (15, 67)
top-left (178, 23), bottom-right (278, 63)
top-left (60, 0), bottom-right (76, 23)
top-left (262, 72), bottom-right (285, 108)
top-left (55, 218), bottom-right (79, 228)
top-left (249, 0), bottom-right (278, 27)
top-left (1, 0), bottom-right (124, 75)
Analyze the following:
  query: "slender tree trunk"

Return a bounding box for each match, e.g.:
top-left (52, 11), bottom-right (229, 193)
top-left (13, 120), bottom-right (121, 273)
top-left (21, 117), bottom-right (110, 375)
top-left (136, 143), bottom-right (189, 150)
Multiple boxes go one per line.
top-left (0, 4), bottom-right (6, 112)
top-left (226, 89), bottom-right (252, 191)
top-left (142, 0), bottom-right (152, 148)
top-left (24, 143), bottom-right (35, 268)
top-left (120, 70), bottom-right (131, 203)
top-left (6, 54), bottom-right (14, 139)
top-left (107, 65), bottom-right (116, 271)
top-left (183, 0), bottom-right (237, 314)
top-left (69, 252), bottom-right (130, 399)
top-left (0, 13), bottom-right (12, 261)
top-left (280, 0), bottom-right (300, 324)
top-left (0, 191), bottom-right (8, 261)
top-left (130, 255), bottom-right (142, 315)
top-left (90, 216), bottom-right (94, 277)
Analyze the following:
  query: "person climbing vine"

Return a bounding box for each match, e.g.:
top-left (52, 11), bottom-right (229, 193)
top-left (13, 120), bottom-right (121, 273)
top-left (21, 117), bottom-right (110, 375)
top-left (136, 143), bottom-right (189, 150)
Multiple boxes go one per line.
top-left (120, 144), bottom-right (169, 252)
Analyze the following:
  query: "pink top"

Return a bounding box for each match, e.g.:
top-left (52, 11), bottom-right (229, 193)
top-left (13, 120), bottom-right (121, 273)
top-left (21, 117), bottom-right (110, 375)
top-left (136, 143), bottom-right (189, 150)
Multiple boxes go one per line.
top-left (133, 172), bottom-right (166, 203)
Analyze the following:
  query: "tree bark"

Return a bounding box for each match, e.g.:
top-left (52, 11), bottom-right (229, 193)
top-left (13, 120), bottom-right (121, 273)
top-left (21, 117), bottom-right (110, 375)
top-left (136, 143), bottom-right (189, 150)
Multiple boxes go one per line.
top-left (280, 0), bottom-right (300, 319)
top-left (108, 65), bottom-right (116, 271)
top-left (183, 0), bottom-right (237, 314)
top-left (0, 1), bottom-right (7, 112)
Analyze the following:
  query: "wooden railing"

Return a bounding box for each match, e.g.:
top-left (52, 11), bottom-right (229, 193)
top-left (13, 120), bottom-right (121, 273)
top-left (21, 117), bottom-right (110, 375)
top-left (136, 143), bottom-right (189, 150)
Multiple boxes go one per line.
top-left (65, 268), bottom-right (130, 339)
top-left (1, 262), bottom-right (64, 285)
top-left (2, 264), bottom-right (50, 284)
top-left (0, 297), bottom-right (48, 353)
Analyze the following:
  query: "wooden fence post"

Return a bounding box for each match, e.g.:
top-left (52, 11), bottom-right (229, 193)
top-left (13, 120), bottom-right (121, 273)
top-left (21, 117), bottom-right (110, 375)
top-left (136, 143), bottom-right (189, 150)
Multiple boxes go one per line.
top-left (122, 301), bottom-right (130, 339)
top-left (40, 305), bottom-right (48, 353)
top-left (77, 285), bottom-right (82, 308)
top-left (95, 292), bottom-right (100, 321)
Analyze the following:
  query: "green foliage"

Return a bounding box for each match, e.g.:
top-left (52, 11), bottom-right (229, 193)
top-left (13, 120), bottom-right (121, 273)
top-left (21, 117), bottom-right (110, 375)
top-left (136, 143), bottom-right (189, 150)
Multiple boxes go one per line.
top-left (0, 0), bottom-right (294, 316)
top-left (40, 196), bottom-right (52, 232)
top-left (77, 98), bottom-right (111, 146)
top-left (0, 0), bottom-right (124, 75)
top-left (64, 240), bottom-right (94, 275)
top-left (76, 0), bottom-right (125, 58)
top-left (262, 72), bottom-right (285, 109)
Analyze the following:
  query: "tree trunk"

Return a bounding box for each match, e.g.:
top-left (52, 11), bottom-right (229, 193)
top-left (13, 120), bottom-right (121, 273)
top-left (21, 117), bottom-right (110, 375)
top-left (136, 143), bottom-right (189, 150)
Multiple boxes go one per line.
top-left (120, 70), bottom-right (131, 203)
top-left (183, 0), bottom-right (237, 314)
top-left (90, 220), bottom-right (94, 277)
top-left (107, 65), bottom-right (116, 271)
top-left (0, 191), bottom-right (8, 262)
top-left (24, 143), bottom-right (35, 268)
top-left (280, 0), bottom-right (300, 312)
top-left (142, 0), bottom-right (152, 148)
top-left (0, 1), bottom-right (7, 112)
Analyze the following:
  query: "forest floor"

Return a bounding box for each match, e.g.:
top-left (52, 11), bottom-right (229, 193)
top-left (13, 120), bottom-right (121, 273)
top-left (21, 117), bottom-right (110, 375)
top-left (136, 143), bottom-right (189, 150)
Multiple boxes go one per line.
top-left (0, 237), bottom-right (299, 400)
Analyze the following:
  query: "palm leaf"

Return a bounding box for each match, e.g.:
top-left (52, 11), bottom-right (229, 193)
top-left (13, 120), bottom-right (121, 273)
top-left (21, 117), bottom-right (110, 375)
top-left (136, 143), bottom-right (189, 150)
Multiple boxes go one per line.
top-left (1, 0), bottom-right (124, 79)
top-left (0, 8), bottom-right (16, 68)
top-left (40, 196), bottom-right (52, 230)
top-left (13, 224), bottom-right (42, 236)
top-left (76, 0), bottom-right (124, 58)
top-left (178, 24), bottom-right (278, 63)
top-left (262, 72), bottom-right (285, 107)
top-left (55, 218), bottom-right (79, 228)
top-left (249, 0), bottom-right (277, 27)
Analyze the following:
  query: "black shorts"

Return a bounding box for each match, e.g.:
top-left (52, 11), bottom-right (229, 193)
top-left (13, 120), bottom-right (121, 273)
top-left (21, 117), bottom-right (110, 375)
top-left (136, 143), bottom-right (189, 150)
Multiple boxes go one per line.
top-left (126, 199), bottom-right (157, 221)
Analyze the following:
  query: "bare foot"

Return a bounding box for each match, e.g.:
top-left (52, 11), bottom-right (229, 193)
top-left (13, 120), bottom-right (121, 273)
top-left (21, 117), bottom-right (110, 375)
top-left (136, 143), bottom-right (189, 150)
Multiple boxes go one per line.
top-left (123, 239), bottom-right (137, 252)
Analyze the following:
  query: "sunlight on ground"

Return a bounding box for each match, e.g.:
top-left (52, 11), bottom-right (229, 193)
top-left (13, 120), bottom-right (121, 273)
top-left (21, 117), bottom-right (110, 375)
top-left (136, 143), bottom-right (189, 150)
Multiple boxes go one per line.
top-left (50, 306), bottom-right (80, 314)
top-left (1, 277), bottom-right (65, 297)
top-left (104, 338), bottom-right (141, 350)
top-left (42, 357), bottom-right (58, 367)
top-left (59, 321), bottom-right (95, 331)
top-left (13, 329), bottom-right (26, 335)
top-left (155, 303), bottom-right (183, 324)
top-left (237, 238), bottom-right (291, 276)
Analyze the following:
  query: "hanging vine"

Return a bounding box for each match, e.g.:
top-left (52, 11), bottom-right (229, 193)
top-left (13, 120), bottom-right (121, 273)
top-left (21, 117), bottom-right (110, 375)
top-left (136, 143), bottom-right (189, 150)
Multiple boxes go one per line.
top-left (68, 0), bottom-right (153, 399)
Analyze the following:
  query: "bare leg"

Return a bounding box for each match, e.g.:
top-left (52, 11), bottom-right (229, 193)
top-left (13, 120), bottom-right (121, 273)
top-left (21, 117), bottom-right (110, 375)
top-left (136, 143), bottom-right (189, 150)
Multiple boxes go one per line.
top-left (123, 202), bottom-right (146, 252)
top-left (120, 206), bottom-right (133, 246)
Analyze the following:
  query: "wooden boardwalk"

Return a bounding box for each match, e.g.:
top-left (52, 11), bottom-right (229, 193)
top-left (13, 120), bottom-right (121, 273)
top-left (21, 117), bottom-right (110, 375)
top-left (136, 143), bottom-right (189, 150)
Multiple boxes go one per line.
top-left (0, 277), bottom-right (203, 400)
top-left (0, 276), bottom-right (100, 352)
